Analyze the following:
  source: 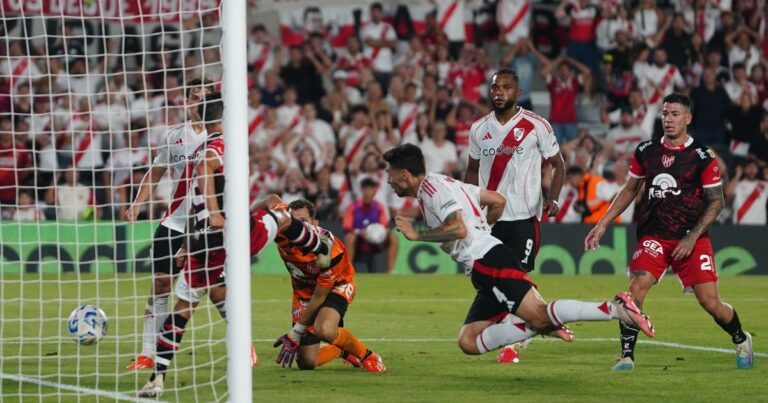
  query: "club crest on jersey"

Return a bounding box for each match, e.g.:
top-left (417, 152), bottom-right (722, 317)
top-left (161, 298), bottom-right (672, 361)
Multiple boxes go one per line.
top-left (661, 155), bottom-right (675, 168)
top-left (513, 128), bottom-right (525, 141)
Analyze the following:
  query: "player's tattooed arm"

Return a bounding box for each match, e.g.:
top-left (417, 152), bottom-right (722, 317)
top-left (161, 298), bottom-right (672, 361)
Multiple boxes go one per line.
top-left (689, 185), bottom-right (724, 238)
top-left (396, 211), bottom-right (467, 242)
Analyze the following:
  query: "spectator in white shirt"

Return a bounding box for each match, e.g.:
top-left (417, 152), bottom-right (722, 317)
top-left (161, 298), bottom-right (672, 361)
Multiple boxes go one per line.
top-left (361, 2), bottom-right (398, 93)
top-left (421, 120), bottom-right (458, 175)
top-left (726, 159), bottom-right (768, 225)
top-left (13, 190), bottom-right (46, 221)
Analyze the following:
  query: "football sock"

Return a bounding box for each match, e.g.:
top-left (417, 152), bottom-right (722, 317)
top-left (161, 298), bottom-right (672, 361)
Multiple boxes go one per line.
top-left (717, 308), bottom-right (747, 344)
top-left (317, 345), bottom-right (343, 366)
top-left (153, 313), bottom-right (188, 378)
top-left (619, 321), bottom-right (639, 360)
top-left (214, 300), bottom-right (227, 321)
top-left (282, 219), bottom-right (329, 255)
top-left (141, 297), bottom-right (169, 356)
top-left (331, 328), bottom-right (367, 359)
top-left (546, 300), bottom-right (614, 326)
top-left (476, 321), bottom-right (537, 354)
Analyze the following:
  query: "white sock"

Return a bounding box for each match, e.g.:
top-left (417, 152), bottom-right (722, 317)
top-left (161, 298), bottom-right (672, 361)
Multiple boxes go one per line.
top-left (141, 297), bottom-right (169, 356)
top-left (476, 321), bottom-right (538, 354)
top-left (546, 300), bottom-right (614, 327)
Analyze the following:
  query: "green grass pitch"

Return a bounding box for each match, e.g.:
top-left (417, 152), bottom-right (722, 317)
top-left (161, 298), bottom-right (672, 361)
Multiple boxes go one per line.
top-left (1, 274), bottom-right (766, 402)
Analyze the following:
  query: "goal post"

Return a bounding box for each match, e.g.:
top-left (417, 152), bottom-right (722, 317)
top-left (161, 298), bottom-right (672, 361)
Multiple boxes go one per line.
top-left (0, 0), bottom-right (250, 400)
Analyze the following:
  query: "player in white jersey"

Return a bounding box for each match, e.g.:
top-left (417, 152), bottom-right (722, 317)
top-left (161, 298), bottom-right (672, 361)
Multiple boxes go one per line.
top-left (466, 69), bottom-right (565, 273)
top-left (383, 144), bottom-right (655, 360)
top-left (124, 77), bottom-right (213, 370)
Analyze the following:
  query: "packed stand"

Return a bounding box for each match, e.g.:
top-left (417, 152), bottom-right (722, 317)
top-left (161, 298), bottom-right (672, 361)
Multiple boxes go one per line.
top-left (1, 1), bottom-right (767, 249)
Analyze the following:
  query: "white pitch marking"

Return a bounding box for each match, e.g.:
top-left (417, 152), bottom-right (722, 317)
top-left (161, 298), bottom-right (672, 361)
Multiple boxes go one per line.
top-left (0, 373), bottom-right (163, 403)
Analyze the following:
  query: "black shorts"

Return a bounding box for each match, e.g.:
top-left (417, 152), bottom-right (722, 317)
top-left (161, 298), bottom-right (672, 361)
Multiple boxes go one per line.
top-left (300, 292), bottom-right (349, 346)
top-left (464, 244), bottom-right (534, 325)
top-left (150, 224), bottom-right (185, 275)
top-left (491, 217), bottom-right (540, 272)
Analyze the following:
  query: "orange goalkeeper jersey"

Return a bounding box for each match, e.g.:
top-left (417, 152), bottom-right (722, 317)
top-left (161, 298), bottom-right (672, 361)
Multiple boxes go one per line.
top-left (275, 227), bottom-right (356, 302)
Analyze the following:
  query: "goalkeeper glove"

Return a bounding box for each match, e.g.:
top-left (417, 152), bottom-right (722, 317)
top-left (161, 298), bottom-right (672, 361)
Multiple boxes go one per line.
top-left (273, 324), bottom-right (306, 368)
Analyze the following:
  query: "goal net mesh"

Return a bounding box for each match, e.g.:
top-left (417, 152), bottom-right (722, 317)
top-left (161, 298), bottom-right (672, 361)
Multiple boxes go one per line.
top-left (0, 1), bottom-right (232, 401)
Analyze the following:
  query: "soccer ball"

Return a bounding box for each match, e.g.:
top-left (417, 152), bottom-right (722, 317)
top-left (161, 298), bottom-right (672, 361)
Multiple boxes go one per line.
top-left (364, 223), bottom-right (388, 245)
top-left (67, 305), bottom-right (108, 345)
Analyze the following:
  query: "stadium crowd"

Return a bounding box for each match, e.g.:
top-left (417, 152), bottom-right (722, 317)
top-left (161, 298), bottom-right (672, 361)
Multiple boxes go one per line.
top-left (1, 0), bottom-right (767, 236)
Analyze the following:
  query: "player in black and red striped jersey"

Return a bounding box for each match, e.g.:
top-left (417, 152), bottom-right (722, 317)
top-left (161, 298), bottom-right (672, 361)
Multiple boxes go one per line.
top-left (585, 93), bottom-right (753, 371)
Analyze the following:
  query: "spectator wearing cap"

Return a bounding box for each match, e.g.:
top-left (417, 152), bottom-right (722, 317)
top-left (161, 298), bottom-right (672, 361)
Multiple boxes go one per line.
top-left (342, 177), bottom-right (398, 273)
top-left (331, 70), bottom-right (363, 106)
top-left (361, 2), bottom-right (398, 93)
top-left (690, 66), bottom-right (731, 147)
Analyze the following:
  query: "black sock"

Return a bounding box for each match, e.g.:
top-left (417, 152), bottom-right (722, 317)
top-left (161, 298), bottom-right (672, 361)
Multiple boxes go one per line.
top-left (717, 310), bottom-right (747, 344)
top-left (154, 313), bottom-right (189, 377)
top-left (619, 321), bottom-right (639, 360)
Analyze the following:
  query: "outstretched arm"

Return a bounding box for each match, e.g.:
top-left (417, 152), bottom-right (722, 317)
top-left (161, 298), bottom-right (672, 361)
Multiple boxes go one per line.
top-left (395, 210), bottom-right (467, 242)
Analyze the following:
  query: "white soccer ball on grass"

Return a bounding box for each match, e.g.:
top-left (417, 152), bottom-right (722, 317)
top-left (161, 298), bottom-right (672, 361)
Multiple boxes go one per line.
top-left (67, 304), bottom-right (108, 345)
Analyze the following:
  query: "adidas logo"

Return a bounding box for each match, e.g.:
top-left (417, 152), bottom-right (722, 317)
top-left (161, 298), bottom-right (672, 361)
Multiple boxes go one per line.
top-left (482, 132), bottom-right (492, 141)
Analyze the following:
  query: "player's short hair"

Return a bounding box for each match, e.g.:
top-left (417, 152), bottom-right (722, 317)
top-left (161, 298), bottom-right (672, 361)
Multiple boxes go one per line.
top-left (187, 77), bottom-right (214, 99)
top-left (383, 144), bottom-right (425, 177)
top-left (199, 91), bottom-right (224, 124)
top-left (663, 93), bottom-right (690, 110)
top-left (288, 199), bottom-right (316, 220)
top-left (566, 166), bottom-right (584, 176)
top-left (492, 69), bottom-right (519, 84)
top-left (370, 2), bottom-right (383, 11)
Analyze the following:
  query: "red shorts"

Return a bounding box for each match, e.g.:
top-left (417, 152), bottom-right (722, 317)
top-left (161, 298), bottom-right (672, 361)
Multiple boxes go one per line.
top-left (628, 235), bottom-right (718, 289)
top-left (182, 210), bottom-right (278, 288)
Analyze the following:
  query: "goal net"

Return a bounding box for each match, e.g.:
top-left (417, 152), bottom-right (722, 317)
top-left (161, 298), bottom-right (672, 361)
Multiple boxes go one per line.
top-left (0, 1), bottom-right (244, 401)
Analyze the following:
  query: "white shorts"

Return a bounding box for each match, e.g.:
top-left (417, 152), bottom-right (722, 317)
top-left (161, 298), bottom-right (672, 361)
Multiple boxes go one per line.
top-left (175, 270), bottom-right (225, 303)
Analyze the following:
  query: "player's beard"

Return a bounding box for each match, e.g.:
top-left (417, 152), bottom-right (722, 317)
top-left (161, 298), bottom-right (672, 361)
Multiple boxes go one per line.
top-left (493, 99), bottom-right (515, 114)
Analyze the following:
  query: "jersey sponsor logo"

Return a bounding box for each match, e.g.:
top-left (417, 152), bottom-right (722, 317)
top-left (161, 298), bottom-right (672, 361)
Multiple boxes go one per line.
top-left (638, 141), bottom-right (652, 152)
top-left (481, 132), bottom-right (493, 141)
top-left (695, 147), bottom-right (707, 159)
top-left (480, 145), bottom-right (525, 157)
top-left (662, 154), bottom-right (675, 168)
top-left (170, 152), bottom-right (199, 163)
top-left (648, 173), bottom-right (681, 199)
top-left (440, 199), bottom-right (457, 210)
top-left (641, 239), bottom-right (664, 257)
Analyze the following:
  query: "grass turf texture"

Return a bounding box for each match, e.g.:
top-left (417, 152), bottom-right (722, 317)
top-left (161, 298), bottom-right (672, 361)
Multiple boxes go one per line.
top-left (1, 274), bottom-right (765, 402)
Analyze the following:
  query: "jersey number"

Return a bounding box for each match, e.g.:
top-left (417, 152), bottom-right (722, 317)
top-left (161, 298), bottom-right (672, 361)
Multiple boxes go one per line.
top-left (521, 239), bottom-right (534, 264)
top-left (700, 255), bottom-right (713, 271)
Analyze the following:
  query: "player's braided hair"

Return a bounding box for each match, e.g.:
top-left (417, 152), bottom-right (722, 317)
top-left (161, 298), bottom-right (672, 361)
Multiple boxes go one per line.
top-left (383, 144), bottom-right (425, 176)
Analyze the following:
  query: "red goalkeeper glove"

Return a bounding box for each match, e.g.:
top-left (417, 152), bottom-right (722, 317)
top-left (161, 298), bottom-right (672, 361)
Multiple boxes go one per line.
top-left (273, 324), bottom-right (306, 368)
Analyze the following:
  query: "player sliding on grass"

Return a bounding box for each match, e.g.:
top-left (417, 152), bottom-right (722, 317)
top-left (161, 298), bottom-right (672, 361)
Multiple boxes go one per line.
top-left (137, 96), bottom-right (338, 397)
top-left (271, 199), bottom-right (386, 372)
top-left (585, 93), bottom-right (753, 370)
top-left (383, 144), bottom-right (655, 357)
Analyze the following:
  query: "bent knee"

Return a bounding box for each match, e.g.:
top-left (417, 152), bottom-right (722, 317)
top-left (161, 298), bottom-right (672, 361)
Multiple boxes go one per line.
top-left (697, 297), bottom-right (722, 314)
top-left (313, 325), bottom-right (338, 343)
top-left (457, 336), bottom-right (480, 355)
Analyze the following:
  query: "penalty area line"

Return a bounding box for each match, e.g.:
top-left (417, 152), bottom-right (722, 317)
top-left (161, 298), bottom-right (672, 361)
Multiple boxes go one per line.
top-left (252, 337), bottom-right (767, 357)
top-left (0, 373), bottom-right (163, 403)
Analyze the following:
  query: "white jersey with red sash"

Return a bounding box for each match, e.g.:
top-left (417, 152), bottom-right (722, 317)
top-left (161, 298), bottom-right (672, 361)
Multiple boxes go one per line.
top-left (248, 105), bottom-right (266, 138)
top-left (248, 40), bottom-right (274, 85)
top-left (69, 118), bottom-right (104, 169)
top-left (546, 184), bottom-right (580, 223)
top-left (732, 180), bottom-right (768, 225)
top-left (334, 52), bottom-right (370, 87)
top-left (642, 64), bottom-right (685, 106)
top-left (342, 125), bottom-right (372, 164)
top-left (397, 101), bottom-right (422, 142)
top-left (276, 104), bottom-right (303, 131)
top-left (417, 173), bottom-right (501, 272)
top-left (469, 108), bottom-right (559, 221)
top-left (1, 58), bottom-right (43, 93)
top-left (153, 121), bottom-right (208, 233)
top-left (436, 0), bottom-right (466, 42)
top-left (497, 0), bottom-right (532, 44)
top-left (361, 21), bottom-right (396, 73)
